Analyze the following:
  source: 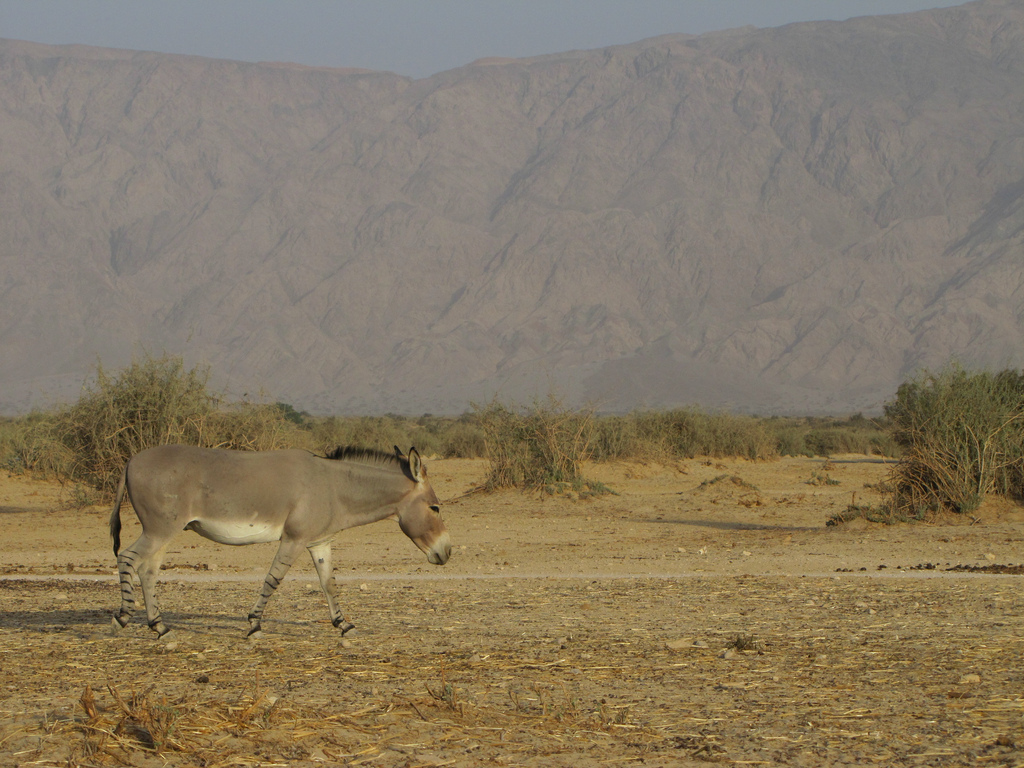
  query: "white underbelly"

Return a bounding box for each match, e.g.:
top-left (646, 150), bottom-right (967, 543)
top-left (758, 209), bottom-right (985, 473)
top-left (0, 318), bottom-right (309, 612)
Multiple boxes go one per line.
top-left (186, 518), bottom-right (284, 545)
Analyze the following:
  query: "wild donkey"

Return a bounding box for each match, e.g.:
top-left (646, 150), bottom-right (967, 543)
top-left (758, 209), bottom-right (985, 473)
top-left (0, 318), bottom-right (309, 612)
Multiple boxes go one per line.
top-left (110, 445), bottom-right (450, 638)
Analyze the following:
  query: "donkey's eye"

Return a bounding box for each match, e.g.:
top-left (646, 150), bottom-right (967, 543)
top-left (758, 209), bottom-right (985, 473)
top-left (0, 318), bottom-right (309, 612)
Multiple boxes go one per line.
top-left (429, 505), bottom-right (440, 514)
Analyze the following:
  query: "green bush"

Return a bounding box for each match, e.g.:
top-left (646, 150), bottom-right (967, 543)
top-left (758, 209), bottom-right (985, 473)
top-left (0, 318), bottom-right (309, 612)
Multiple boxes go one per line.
top-left (884, 365), bottom-right (1024, 515)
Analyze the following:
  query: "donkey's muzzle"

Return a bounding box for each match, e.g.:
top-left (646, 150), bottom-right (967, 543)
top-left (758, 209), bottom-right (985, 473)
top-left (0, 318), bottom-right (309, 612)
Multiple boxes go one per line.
top-left (427, 532), bottom-right (452, 565)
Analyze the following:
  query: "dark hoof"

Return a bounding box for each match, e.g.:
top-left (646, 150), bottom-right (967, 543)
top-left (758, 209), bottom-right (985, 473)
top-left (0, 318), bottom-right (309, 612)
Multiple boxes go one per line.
top-left (148, 619), bottom-right (171, 638)
top-left (332, 616), bottom-right (355, 634)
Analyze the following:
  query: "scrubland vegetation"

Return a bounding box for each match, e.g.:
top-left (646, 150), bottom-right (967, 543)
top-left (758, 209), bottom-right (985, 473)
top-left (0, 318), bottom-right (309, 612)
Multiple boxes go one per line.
top-left (2, 356), bottom-right (1022, 520)
top-left (884, 365), bottom-right (1024, 517)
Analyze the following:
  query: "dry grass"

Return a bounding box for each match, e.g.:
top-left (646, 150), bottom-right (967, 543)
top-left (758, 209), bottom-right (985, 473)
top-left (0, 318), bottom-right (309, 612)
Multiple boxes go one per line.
top-left (2, 576), bottom-right (1022, 767)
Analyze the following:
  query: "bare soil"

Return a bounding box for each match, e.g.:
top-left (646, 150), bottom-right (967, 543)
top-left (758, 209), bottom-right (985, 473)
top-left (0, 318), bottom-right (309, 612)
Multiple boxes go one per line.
top-left (1, 455), bottom-right (1022, 767)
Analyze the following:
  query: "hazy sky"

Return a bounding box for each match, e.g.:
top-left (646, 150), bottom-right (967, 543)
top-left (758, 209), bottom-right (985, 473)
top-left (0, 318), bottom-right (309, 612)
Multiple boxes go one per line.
top-left (0, 1), bottom-right (967, 79)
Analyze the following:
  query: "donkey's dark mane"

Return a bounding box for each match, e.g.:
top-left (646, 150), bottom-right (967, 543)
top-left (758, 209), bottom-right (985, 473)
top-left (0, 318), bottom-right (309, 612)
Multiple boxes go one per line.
top-left (322, 446), bottom-right (409, 474)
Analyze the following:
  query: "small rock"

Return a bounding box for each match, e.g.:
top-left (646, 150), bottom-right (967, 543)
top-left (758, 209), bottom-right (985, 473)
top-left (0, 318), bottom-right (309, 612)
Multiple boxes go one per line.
top-left (358, 583), bottom-right (369, 591)
top-left (161, 641), bottom-right (180, 653)
top-left (742, 551), bottom-right (752, 557)
top-left (959, 673), bottom-right (981, 684)
top-left (984, 553), bottom-right (997, 561)
top-left (665, 638), bottom-right (692, 651)
top-left (721, 648), bottom-right (738, 660)
top-left (53, 592), bottom-right (69, 602)
top-left (340, 638), bottom-right (353, 649)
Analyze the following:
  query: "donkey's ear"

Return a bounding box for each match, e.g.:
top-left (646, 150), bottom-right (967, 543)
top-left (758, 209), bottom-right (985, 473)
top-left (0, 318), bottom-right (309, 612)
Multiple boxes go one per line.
top-left (408, 447), bottom-right (424, 482)
top-left (394, 445), bottom-right (407, 460)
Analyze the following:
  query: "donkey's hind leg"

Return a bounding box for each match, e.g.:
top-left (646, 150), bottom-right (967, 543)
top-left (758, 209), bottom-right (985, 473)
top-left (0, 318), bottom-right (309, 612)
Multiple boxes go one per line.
top-left (112, 542), bottom-right (139, 633)
top-left (113, 533), bottom-right (172, 638)
top-left (247, 539), bottom-right (303, 639)
top-left (308, 541), bottom-right (355, 635)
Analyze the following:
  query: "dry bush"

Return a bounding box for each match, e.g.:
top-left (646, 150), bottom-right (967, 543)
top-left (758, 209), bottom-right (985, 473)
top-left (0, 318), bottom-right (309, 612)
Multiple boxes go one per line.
top-left (52, 355), bottom-right (218, 494)
top-left (0, 413), bottom-right (76, 478)
top-left (206, 402), bottom-right (314, 453)
top-left (437, 419), bottom-right (487, 458)
top-left (765, 414), bottom-right (897, 458)
top-left (476, 397), bottom-right (607, 495)
top-left (12, 355), bottom-right (313, 498)
top-left (591, 408), bottom-right (778, 461)
top-left (307, 414), bottom-right (486, 459)
top-left (884, 365), bottom-right (1024, 516)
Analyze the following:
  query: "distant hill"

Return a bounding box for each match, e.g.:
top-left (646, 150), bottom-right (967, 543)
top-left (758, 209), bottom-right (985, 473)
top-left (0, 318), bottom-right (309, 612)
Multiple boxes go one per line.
top-left (1, 0), bottom-right (1022, 415)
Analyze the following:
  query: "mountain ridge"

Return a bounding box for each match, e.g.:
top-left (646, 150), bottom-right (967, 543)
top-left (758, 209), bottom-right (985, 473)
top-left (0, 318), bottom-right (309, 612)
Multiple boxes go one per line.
top-left (1, 0), bottom-right (1023, 415)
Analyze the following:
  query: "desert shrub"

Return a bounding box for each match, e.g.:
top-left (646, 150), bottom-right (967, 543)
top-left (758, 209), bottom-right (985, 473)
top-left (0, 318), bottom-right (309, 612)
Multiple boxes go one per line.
top-left (307, 413), bottom-right (487, 459)
top-left (590, 414), bottom-right (661, 462)
top-left (761, 415), bottom-right (897, 458)
top-left (694, 411), bottom-right (779, 459)
top-left (50, 355), bottom-right (220, 493)
top-left (10, 355), bottom-right (313, 496)
top-left (439, 419), bottom-right (487, 458)
top-left (273, 402), bottom-right (310, 425)
top-left (590, 409), bottom-right (899, 462)
top-left (310, 415), bottom-right (427, 456)
top-left (206, 402), bottom-right (314, 453)
top-left (884, 365), bottom-right (1024, 515)
top-left (475, 398), bottom-right (606, 494)
top-left (0, 412), bottom-right (75, 477)
top-left (592, 409), bottom-right (778, 461)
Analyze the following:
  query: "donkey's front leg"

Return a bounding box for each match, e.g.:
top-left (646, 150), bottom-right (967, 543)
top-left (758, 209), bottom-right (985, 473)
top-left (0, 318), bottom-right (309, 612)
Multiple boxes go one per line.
top-left (248, 539), bottom-right (303, 639)
top-left (308, 541), bottom-right (355, 635)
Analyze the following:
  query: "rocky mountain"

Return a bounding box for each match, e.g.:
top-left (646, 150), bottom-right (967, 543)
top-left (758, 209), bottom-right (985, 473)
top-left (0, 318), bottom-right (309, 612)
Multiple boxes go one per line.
top-left (1, 0), bottom-right (1023, 415)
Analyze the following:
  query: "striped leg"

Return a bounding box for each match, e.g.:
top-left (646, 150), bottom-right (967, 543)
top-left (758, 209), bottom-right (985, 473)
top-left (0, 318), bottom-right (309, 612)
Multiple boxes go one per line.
top-left (247, 539), bottom-right (302, 639)
top-left (112, 547), bottom-right (139, 632)
top-left (308, 541), bottom-right (355, 635)
top-left (113, 533), bottom-right (171, 638)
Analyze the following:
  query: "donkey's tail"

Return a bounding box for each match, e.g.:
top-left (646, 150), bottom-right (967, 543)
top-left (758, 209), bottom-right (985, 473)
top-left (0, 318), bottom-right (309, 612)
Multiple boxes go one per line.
top-left (109, 462), bottom-right (129, 557)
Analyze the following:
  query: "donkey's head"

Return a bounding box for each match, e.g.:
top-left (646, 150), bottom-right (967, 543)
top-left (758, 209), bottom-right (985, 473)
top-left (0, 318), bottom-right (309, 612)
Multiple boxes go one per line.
top-left (395, 447), bottom-right (451, 565)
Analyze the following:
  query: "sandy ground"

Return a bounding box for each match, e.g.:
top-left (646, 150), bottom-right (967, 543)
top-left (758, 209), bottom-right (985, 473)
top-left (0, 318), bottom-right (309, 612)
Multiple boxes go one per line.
top-left (0, 454), bottom-right (1022, 767)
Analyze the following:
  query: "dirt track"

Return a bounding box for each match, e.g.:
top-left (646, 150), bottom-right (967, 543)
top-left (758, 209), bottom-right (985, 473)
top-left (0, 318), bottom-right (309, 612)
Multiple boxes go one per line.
top-left (1, 455), bottom-right (1022, 767)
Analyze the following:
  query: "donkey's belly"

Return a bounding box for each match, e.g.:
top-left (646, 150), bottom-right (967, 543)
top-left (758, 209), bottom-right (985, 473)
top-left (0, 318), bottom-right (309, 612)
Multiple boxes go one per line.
top-left (185, 518), bottom-right (284, 545)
